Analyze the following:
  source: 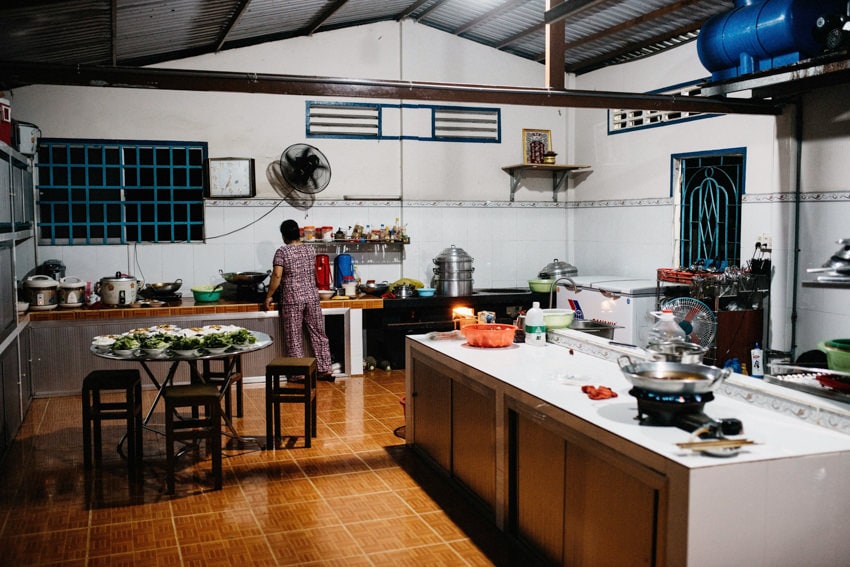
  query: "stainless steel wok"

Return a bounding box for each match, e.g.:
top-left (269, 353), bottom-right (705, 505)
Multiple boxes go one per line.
top-left (219, 269), bottom-right (271, 285)
top-left (618, 356), bottom-right (731, 394)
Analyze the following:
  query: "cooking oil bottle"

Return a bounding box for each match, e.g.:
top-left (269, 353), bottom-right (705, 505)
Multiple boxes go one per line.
top-left (525, 302), bottom-right (546, 346)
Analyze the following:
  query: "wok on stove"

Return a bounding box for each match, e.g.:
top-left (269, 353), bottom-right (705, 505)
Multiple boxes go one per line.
top-left (219, 269), bottom-right (271, 285)
top-left (618, 356), bottom-right (731, 394)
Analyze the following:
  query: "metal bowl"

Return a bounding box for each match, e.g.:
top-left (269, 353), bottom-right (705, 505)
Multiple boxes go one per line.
top-left (359, 281), bottom-right (389, 296)
top-left (618, 356), bottom-right (731, 394)
top-left (646, 340), bottom-right (707, 364)
top-left (219, 269), bottom-right (271, 285)
top-left (392, 284), bottom-right (417, 298)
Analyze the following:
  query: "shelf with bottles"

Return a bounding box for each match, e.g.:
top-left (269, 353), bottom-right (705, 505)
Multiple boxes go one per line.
top-left (304, 240), bottom-right (407, 265)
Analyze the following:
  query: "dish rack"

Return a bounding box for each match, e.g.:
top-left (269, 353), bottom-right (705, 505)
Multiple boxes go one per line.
top-left (766, 362), bottom-right (850, 403)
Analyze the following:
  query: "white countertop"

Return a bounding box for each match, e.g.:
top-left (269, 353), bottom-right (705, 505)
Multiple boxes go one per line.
top-left (409, 332), bottom-right (850, 468)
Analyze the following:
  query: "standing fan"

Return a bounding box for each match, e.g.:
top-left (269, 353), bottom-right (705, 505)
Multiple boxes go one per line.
top-left (279, 144), bottom-right (331, 194)
top-left (662, 297), bottom-right (717, 347)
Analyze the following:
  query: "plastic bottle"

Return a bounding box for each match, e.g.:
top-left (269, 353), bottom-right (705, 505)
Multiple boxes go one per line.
top-left (750, 342), bottom-right (764, 378)
top-left (525, 302), bottom-right (547, 346)
top-left (647, 309), bottom-right (687, 344)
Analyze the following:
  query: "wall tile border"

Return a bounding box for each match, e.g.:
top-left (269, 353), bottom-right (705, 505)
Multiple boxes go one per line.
top-left (204, 191), bottom-right (849, 209)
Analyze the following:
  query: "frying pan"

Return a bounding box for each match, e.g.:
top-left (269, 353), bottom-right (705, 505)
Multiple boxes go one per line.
top-left (219, 269), bottom-right (271, 285)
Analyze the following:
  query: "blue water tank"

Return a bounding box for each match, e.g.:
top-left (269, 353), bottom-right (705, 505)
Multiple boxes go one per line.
top-left (697, 0), bottom-right (846, 81)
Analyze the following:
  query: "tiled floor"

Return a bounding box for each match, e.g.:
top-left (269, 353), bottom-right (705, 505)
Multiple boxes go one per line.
top-left (0, 370), bottom-right (536, 566)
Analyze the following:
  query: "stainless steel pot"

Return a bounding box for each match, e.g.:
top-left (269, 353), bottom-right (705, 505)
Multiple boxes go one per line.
top-left (96, 272), bottom-right (140, 306)
top-left (436, 279), bottom-right (473, 296)
top-left (433, 245), bottom-right (474, 296)
top-left (392, 284), bottom-right (417, 298)
top-left (538, 258), bottom-right (578, 279)
top-left (646, 340), bottom-right (707, 364)
top-left (618, 356), bottom-right (731, 394)
top-left (433, 245), bottom-right (474, 270)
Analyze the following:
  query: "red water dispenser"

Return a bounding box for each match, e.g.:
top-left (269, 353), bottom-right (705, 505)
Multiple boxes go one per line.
top-left (315, 254), bottom-right (332, 290)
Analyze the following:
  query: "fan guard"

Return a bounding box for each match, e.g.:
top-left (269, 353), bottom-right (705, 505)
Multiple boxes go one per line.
top-left (661, 297), bottom-right (717, 348)
top-left (279, 143), bottom-right (331, 194)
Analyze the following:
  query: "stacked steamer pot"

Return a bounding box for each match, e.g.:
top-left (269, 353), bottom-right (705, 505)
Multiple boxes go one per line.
top-left (432, 245), bottom-right (474, 297)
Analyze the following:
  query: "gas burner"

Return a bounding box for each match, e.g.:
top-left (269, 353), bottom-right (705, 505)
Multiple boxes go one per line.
top-left (630, 387), bottom-right (714, 427)
top-left (629, 387), bottom-right (743, 439)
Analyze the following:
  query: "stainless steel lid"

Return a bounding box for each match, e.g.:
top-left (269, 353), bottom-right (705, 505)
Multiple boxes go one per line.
top-left (433, 245), bottom-right (473, 263)
top-left (538, 258), bottom-right (578, 279)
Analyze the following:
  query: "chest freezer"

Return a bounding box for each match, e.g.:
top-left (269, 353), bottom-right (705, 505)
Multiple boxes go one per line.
top-left (556, 276), bottom-right (686, 345)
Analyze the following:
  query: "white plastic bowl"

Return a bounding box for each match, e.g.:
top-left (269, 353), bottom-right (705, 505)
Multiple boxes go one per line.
top-left (542, 308), bottom-right (575, 329)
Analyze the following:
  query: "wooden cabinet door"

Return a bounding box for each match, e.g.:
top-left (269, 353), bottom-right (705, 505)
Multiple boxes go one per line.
top-left (512, 411), bottom-right (567, 565)
top-left (564, 444), bottom-right (660, 567)
top-left (410, 360), bottom-right (452, 472)
top-left (452, 379), bottom-right (496, 514)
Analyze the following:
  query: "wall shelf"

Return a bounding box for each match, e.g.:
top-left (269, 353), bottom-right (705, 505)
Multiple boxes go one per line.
top-left (501, 163), bottom-right (591, 202)
top-left (305, 240), bottom-right (407, 265)
top-left (802, 280), bottom-right (850, 289)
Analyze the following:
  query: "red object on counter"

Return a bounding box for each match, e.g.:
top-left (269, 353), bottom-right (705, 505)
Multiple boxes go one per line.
top-left (0, 99), bottom-right (10, 146)
top-left (581, 385), bottom-right (618, 400)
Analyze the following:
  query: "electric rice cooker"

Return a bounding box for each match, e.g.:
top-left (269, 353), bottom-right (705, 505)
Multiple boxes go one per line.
top-left (58, 276), bottom-right (86, 308)
top-left (96, 272), bottom-right (141, 306)
top-left (23, 275), bottom-right (59, 311)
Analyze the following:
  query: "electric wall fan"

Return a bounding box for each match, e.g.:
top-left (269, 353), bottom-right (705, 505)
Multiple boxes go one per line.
top-left (662, 297), bottom-right (717, 347)
top-left (279, 144), bottom-right (331, 194)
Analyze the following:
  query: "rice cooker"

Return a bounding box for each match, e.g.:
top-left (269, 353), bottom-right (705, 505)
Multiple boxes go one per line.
top-left (58, 276), bottom-right (86, 308)
top-left (96, 272), bottom-right (140, 306)
top-left (23, 275), bottom-right (59, 311)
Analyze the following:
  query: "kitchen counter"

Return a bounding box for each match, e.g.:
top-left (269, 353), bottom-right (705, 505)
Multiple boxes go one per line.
top-left (25, 296), bottom-right (383, 321)
top-left (405, 331), bottom-right (850, 567)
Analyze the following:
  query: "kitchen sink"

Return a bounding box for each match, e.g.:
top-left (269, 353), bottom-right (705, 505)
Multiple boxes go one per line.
top-left (473, 288), bottom-right (531, 295)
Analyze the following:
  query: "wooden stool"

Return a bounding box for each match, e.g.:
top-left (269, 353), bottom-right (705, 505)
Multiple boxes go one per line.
top-left (81, 369), bottom-right (143, 484)
top-left (202, 355), bottom-right (244, 418)
top-left (265, 357), bottom-right (318, 449)
top-left (163, 384), bottom-right (222, 493)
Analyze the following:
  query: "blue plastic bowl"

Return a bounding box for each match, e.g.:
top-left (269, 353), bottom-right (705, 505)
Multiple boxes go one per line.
top-left (417, 287), bottom-right (436, 297)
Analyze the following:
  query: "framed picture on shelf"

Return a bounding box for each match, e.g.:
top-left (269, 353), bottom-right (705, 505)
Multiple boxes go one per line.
top-left (522, 129), bottom-right (551, 164)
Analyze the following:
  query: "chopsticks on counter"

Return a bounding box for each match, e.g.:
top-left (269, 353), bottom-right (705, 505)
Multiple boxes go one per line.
top-left (675, 438), bottom-right (757, 450)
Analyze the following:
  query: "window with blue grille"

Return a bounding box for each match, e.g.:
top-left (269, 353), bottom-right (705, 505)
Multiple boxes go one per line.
top-left (675, 149), bottom-right (745, 268)
top-left (37, 139), bottom-right (207, 245)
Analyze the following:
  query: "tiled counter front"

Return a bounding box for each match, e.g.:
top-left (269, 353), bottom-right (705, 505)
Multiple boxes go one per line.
top-left (27, 298), bottom-right (382, 396)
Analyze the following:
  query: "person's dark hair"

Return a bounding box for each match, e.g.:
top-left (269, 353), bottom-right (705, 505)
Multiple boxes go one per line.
top-left (281, 219), bottom-right (300, 243)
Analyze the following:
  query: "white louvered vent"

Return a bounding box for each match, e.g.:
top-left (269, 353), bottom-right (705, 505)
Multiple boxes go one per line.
top-left (609, 82), bottom-right (713, 133)
top-left (434, 108), bottom-right (500, 141)
top-left (307, 102), bottom-right (380, 138)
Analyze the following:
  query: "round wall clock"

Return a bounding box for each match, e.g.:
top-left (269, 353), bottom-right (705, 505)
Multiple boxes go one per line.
top-left (205, 157), bottom-right (256, 198)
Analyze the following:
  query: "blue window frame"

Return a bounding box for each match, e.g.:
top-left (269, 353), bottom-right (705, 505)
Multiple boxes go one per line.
top-left (37, 139), bottom-right (207, 245)
top-left (674, 148), bottom-right (746, 268)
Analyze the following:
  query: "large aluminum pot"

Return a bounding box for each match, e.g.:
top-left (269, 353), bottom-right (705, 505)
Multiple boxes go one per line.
top-left (618, 356), bottom-right (731, 394)
top-left (538, 258), bottom-right (578, 279)
top-left (433, 245), bottom-right (474, 271)
top-left (96, 272), bottom-right (140, 306)
top-left (437, 279), bottom-right (474, 297)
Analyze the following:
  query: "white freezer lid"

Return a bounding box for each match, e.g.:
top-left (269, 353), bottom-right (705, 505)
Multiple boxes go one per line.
top-left (593, 278), bottom-right (664, 296)
top-left (566, 275), bottom-right (632, 288)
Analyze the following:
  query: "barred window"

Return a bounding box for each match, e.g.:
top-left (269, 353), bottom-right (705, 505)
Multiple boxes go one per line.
top-left (37, 139), bottom-right (207, 245)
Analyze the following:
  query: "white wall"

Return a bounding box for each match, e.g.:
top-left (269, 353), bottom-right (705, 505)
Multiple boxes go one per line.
top-left (8, 21), bottom-right (849, 357)
top-left (10, 21), bottom-right (571, 295)
top-left (571, 42), bottom-right (850, 357)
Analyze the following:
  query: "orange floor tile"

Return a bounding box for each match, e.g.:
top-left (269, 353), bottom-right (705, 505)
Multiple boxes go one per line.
top-left (0, 370), bottom-right (537, 566)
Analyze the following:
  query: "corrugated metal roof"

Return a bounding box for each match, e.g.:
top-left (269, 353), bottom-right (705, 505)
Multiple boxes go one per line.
top-left (0, 0), bottom-right (735, 76)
